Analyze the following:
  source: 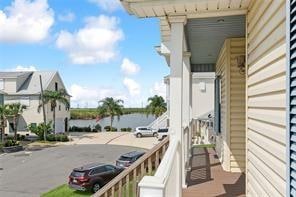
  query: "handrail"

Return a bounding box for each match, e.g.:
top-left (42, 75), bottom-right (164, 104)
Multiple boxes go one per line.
top-left (138, 137), bottom-right (180, 197)
top-left (93, 137), bottom-right (169, 197)
top-left (154, 137), bottom-right (178, 181)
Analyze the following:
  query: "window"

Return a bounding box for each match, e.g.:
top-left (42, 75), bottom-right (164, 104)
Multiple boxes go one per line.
top-left (90, 167), bottom-right (105, 175)
top-left (105, 165), bottom-right (115, 172)
top-left (55, 82), bottom-right (58, 91)
top-left (214, 76), bottom-right (221, 133)
top-left (0, 79), bottom-right (3, 90)
top-left (0, 94), bottom-right (3, 105)
top-left (71, 171), bottom-right (85, 177)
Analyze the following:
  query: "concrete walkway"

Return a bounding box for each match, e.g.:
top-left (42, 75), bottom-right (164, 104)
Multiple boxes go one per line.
top-left (62, 132), bottom-right (159, 149)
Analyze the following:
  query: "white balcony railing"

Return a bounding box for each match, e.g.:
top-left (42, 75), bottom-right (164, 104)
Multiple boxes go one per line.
top-left (138, 136), bottom-right (181, 197)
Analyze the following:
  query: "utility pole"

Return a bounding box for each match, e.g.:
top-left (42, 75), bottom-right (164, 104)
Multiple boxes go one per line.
top-left (39, 75), bottom-right (47, 141)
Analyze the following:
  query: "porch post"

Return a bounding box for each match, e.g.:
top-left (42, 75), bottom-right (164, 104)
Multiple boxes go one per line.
top-left (168, 15), bottom-right (186, 197)
top-left (182, 52), bottom-right (191, 188)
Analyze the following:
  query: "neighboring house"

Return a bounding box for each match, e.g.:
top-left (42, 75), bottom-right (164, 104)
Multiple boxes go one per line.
top-left (0, 71), bottom-right (70, 135)
top-left (164, 72), bottom-right (215, 120)
top-left (109, 0), bottom-right (292, 197)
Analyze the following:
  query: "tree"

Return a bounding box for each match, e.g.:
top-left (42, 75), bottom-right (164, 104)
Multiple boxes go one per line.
top-left (97, 97), bottom-right (124, 131)
top-left (5, 103), bottom-right (26, 140)
top-left (0, 105), bottom-right (9, 143)
top-left (40, 89), bottom-right (69, 133)
top-left (146, 95), bottom-right (167, 118)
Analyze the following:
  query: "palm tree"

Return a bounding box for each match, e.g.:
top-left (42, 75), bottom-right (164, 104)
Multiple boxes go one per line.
top-left (40, 89), bottom-right (69, 133)
top-left (146, 95), bottom-right (167, 118)
top-left (97, 97), bottom-right (124, 131)
top-left (0, 105), bottom-right (9, 143)
top-left (6, 103), bottom-right (26, 140)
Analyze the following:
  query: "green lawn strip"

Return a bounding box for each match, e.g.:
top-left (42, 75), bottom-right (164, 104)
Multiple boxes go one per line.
top-left (42, 170), bottom-right (156, 197)
top-left (41, 184), bottom-right (92, 197)
top-left (192, 143), bottom-right (215, 148)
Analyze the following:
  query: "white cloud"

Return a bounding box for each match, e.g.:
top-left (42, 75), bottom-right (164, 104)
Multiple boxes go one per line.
top-left (58, 11), bottom-right (75, 22)
top-left (123, 77), bottom-right (141, 96)
top-left (121, 58), bottom-right (140, 75)
top-left (56, 15), bottom-right (123, 64)
top-left (0, 0), bottom-right (54, 43)
top-left (69, 84), bottom-right (127, 108)
top-left (150, 81), bottom-right (166, 98)
top-left (89, 0), bottom-right (122, 12)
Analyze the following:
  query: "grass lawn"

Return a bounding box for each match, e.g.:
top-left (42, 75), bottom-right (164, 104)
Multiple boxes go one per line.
top-left (42, 170), bottom-right (156, 197)
top-left (41, 184), bottom-right (92, 197)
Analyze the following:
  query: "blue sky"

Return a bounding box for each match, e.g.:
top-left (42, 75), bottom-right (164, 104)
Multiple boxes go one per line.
top-left (0, 0), bottom-right (169, 107)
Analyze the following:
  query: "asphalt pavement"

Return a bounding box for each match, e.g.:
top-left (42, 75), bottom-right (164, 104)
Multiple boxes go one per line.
top-left (0, 144), bottom-right (145, 197)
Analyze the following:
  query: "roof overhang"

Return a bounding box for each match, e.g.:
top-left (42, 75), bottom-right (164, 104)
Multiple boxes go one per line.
top-left (121, 0), bottom-right (251, 42)
top-left (121, 0), bottom-right (250, 18)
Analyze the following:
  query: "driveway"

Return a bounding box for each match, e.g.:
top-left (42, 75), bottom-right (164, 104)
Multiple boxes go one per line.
top-left (64, 132), bottom-right (159, 149)
top-left (0, 144), bottom-right (145, 197)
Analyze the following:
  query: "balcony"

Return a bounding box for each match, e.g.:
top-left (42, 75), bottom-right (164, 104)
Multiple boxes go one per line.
top-left (183, 146), bottom-right (245, 197)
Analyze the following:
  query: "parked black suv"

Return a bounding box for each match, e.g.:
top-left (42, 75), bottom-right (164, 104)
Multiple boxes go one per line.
top-left (116, 151), bottom-right (145, 168)
top-left (68, 163), bottom-right (124, 193)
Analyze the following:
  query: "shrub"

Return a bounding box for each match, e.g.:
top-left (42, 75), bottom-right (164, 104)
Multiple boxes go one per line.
top-left (46, 134), bottom-right (69, 142)
top-left (120, 128), bottom-right (127, 132)
top-left (46, 134), bottom-right (55, 141)
top-left (104, 126), bottom-right (111, 131)
top-left (27, 122), bottom-right (52, 140)
top-left (111, 127), bottom-right (117, 132)
top-left (4, 139), bottom-right (19, 147)
top-left (127, 127), bottom-right (132, 132)
top-left (69, 126), bottom-right (92, 132)
top-left (104, 126), bottom-right (117, 132)
top-left (95, 124), bottom-right (102, 132)
top-left (57, 134), bottom-right (69, 142)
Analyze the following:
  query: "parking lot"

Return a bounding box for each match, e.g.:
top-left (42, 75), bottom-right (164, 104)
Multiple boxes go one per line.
top-left (0, 144), bottom-right (145, 197)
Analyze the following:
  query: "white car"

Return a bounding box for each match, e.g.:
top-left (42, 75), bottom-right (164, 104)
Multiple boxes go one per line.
top-left (157, 128), bottom-right (169, 141)
top-left (134, 127), bottom-right (157, 138)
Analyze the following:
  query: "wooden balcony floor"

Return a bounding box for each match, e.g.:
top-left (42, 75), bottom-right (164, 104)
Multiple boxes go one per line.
top-left (183, 147), bottom-right (245, 197)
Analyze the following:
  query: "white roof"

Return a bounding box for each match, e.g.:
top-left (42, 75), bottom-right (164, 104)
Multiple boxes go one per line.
top-left (0, 71), bottom-right (68, 95)
top-left (17, 71), bottom-right (57, 95)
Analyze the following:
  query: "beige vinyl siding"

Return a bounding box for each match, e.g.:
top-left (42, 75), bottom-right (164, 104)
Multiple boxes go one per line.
top-left (216, 38), bottom-right (246, 173)
top-left (229, 38), bottom-right (246, 172)
top-left (246, 0), bottom-right (286, 196)
top-left (216, 40), bottom-right (230, 171)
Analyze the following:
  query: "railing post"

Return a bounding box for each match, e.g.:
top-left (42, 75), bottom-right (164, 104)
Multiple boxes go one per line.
top-left (118, 180), bottom-right (122, 197)
top-left (125, 175), bottom-right (129, 197)
top-left (156, 150), bottom-right (160, 168)
top-left (133, 169), bottom-right (137, 196)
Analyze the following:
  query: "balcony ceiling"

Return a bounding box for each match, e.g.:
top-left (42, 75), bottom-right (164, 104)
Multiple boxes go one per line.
top-left (186, 15), bottom-right (245, 65)
top-left (121, 0), bottom-right (251, 18)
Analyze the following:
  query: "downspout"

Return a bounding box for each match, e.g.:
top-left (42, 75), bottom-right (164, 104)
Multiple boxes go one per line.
top-left (286, 1), bottom-right (291, 196)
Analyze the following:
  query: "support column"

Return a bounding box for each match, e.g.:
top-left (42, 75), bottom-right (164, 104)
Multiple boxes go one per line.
top-left (182, 52), bottom-right (191, 188)
top-left (168, 15), bottom-right (186, 197)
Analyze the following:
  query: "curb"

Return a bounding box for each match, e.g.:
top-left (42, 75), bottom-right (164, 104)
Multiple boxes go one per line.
top-left (0, 153), bottom-right (7, 157)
